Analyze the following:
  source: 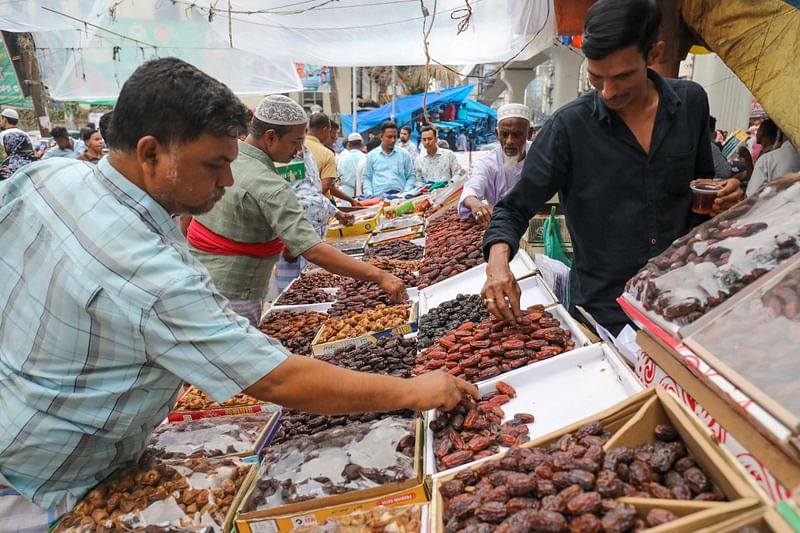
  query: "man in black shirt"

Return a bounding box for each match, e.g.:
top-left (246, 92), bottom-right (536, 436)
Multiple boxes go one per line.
top-left (481, 0), bottom-right (743, 335)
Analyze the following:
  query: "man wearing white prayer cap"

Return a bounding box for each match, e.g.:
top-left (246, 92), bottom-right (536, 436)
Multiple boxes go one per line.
top-left (458, 102), bottom-right (533, 223)
top-left (187, 94), bottom-right (406, 325)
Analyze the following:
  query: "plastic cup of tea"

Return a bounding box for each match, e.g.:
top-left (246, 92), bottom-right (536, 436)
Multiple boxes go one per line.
top-left (690, 182), bottom-right (722, 215)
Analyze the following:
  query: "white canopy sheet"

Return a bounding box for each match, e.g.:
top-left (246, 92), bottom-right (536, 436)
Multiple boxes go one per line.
top-left (195, 0), bottom-right (556, 67)
top-left (0, 1), bottom-right (303, 100)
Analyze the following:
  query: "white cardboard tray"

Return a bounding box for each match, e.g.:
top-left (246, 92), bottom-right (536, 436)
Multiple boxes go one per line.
top-left (424, 342), bottom-right (643, 478)
top-left (418, 271), bottom-right (555, 317)
top-left (546, 303), bottom-right (593, 348)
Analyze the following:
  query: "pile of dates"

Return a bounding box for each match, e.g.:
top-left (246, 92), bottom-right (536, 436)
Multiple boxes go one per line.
top-left (692, 266), bottom-right (800, 416)
top-left (275, 285), bottom-right (336, 306)
top-left (437, 421), bottom-right (723, 532)
top-left (366, 256), bottom-right (421, 286)
top-left (245, 417), bottom-right (416, 510)
top-left (259, 310), bottom-right (328, 356)
top-left (147, 411), bottom-right (277, 459)
top-left (597, 423), bottom-right (725, 503)
top-left (290, 271), bottom-right (347, 290)
top-left (55, 455), bottom-right (250, 532)
top-left (762, 268), bottom-right (800, 320)
top-left (317, 334), bottom-right (417, 378)
top-left (271, 409), bottom-right (414, 446)
top-left (418, 208), bottom-right (485, 288)
top-left (328, 279), bottom-right (409, 317)
top-left (365, 239), bottom-right (424, 261)
top-left (317, 304), bottom-right (411, 343)
top-left (415, 305), bottom-right (575, 383)
top-left (417, 294), bottom-right (490, 349)
top-left (626, 174), bottom-right (800, 326)
top-left (174, 386), bottom-right (261, 411)
top-left (430, 381), bottom-right (535, 471)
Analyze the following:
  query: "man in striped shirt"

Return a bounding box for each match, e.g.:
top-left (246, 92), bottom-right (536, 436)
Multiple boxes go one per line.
top-left (0, 57), bottom-right (476, 532)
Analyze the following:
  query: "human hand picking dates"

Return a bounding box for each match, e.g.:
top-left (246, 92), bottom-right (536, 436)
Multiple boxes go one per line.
top-left (483, 242), bottom-right (524, 324)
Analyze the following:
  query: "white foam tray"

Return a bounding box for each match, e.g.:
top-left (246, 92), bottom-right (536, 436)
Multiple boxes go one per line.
top-left (418, 270), bottom-right (555, 317)
top-left (424, 342), bottom-right (643, 478)
top-left (547, 303), bottom-right (592, 348)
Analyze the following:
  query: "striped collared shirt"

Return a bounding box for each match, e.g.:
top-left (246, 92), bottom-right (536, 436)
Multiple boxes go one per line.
top-left (0, 157), bottom-right (289, 510)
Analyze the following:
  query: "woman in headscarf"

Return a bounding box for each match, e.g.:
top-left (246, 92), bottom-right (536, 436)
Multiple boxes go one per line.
top-left (0, 130), bottom-right (37, 180)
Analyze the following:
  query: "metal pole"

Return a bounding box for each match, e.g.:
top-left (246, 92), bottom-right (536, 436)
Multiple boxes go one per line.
top-left (391, 65), bottom-right (397, 120)
top-left (352, 66), bottom-right (358, 132)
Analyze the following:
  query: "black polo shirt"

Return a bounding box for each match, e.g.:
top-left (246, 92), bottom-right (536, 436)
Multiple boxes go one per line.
top-left (483, 69), bottom-right (715, 334)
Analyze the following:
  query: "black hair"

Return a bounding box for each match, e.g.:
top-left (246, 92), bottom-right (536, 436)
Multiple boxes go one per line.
top-left (758, 119), bottom-right (779, 141)
top-left (3, 115), bottom-right (18, 126)
top-left (347, 139), bottom-right (363, 148)
top-left (708, 115), bottom-right (717, 135)
top-left (98, 112), bottom-right (113, 142)
top-left (51, 126), bottom-right (69, 140)
top-left (81, 128), bottom-right (100, 142)
top-left (308, 112), bottom-right (331, 131)
top-left (106, 57), bottom-right (248, 152)
top-left (582, 0), bottom-right (662, 61)
top-left (401, 125), bottom-right (412, 134)
top-left (250, 117), bottom-right (295, 138)
top-left (380, 121), bottom-right (398, 134)
top-left (419, 126), bottom-right (436, 136)
top-left (330, 122), bottom-right (340, 131)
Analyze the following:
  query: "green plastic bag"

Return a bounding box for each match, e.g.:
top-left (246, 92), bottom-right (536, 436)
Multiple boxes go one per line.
top-left (543, 206), bottom-right (572, 268)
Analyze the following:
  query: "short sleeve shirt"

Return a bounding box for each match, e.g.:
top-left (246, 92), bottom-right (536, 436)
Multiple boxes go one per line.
top-left (191, 141), bottom-right (321, 299)
top-left (305, 134), bottom-right (338, 180)
top-left (0, 157), bottom-right (289, 509)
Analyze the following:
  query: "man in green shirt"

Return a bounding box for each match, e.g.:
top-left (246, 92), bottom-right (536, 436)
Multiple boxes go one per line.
top-left (188, 95), bottom-right (404, 324)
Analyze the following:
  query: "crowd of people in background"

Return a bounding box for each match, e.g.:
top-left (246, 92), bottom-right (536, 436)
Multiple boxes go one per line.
top-left (0, 108), bottom-right (111, 179)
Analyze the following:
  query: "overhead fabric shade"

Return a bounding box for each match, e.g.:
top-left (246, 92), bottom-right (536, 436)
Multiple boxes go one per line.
top-left (0, 1), bottom-right (303, 101)
top-left (196, 0), bottom-right (557, 67)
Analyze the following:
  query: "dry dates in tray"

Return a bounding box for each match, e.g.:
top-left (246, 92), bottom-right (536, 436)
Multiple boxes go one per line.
top-left (625, 174), bottom-right (800, 331)
top-left (419, 207), bottom-right (485, 288)
top-left (415, 305), bottom-right (575, 383)
top-left (432, 388), bottom-right (761, 532)
top-left (243, 417), bottom-right (417, 510)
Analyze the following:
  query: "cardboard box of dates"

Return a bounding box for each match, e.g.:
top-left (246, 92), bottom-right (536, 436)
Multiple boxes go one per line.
top-left (234, 417), bottom-right (427, 532)
top-left (327, 204), bottom-right (383, 238)
top-left (287, 503), bottom-right (429, 532)
top-left (683, 253), bottom-right (800, 433)
top-left (54, 454), bottom-right (257, 533)
top-left (310, 303), bottom-right (418, 356)
top-left (622, 174), bottom-right (800, 339)
top-left (430, 387), bottom-right (765, 532)
top-left (148, 410), bottom-right (281, 460)
top-left (367, 226), bottom-right (426, 247)
top-left (168, 385), bottom-right (280, 422)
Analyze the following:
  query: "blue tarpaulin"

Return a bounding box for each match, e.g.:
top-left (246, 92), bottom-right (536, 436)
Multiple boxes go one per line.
top-left (340, 85), bottom-right (494, 136)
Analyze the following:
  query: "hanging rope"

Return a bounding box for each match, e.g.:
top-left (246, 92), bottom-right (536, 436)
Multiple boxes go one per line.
top-left (419, 0), bottom-right (437, 122)
top-left (451, 0), bottom-right (472, 34)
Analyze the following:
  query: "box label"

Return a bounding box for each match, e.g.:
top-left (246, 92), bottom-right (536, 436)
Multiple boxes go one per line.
top-left (249, 520), bottom-right (279, 532)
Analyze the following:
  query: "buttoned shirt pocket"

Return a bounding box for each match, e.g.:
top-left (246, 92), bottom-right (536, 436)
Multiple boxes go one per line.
top-left (662, 149), bottom-right (696, 195)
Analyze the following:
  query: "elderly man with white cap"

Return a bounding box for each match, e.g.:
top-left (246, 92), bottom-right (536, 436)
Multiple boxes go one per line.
top-left (188, 94), bottom-right (407, 325)
top-left (0, 108), bottom-right (32, 147)
top-left (337, 131), bottom-right (368, 197)
top-left (0, 59), bottom-right (478, 531)
top-left (458, 103), bottom-right (533, 223)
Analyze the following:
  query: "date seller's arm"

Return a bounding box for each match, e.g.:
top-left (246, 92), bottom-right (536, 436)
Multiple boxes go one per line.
top-left (482, 117), bottom-right (568, 322)
top-left (245, 355), bottom-right (478, 413)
